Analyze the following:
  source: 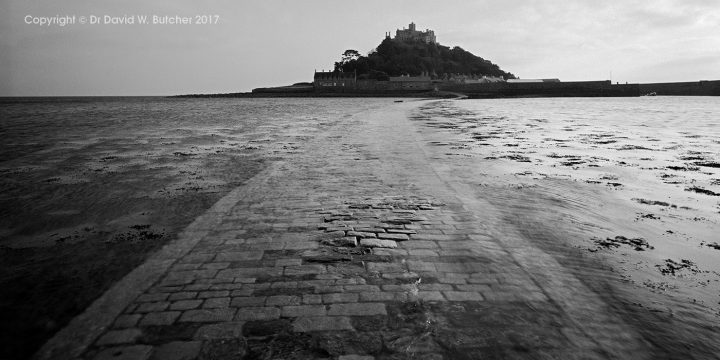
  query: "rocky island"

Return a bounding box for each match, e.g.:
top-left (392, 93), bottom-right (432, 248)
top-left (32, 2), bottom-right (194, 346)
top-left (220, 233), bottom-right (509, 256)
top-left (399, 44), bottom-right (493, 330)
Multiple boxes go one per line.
top-left (179, 22), bottom-right (720, 98)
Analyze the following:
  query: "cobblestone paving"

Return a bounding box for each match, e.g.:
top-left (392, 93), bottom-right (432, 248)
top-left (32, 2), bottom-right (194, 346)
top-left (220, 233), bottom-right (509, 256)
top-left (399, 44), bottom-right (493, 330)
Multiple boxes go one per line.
top-left (40, 101), bottom-right (684, 359)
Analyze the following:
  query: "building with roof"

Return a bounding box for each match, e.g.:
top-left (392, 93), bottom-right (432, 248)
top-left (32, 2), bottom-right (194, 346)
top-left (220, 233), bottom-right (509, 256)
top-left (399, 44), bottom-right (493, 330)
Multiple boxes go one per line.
top-left (390, 22), bottom-right (436, 44)
top-left (313, 71), bottom-right (357, 91)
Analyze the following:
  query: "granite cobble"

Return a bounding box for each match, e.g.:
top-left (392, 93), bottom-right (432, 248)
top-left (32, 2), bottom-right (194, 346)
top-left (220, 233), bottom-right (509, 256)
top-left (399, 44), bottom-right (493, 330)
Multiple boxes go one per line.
top-left (139, 311), bottom-right (180, 326)
top-left (134, 302), bottom-right (169, 313)
top-left (113, 314), bottom-right (141, 329)
top-left (150, 341), bottom-right (202, 360)
top-left (202, 297), bottom-right (231, 309)
top-left (170, 300), bottom-right (203, 311)
top-left (135, 293), bottom-right (169, 303)
top-left (359, 238), bottom-right (398, 248)
top-left (292, 316), bottom-right (353, 332)
top-left (235, 307), bottom-right (280, 321)
top-left (168, 292), bottom-right (197, 301)
top-left (376, 233), bottom-right (409, 241)
top-left (281, 305), bottom-right (327, 317)
top-left (95, 329), bottom-right (142, 346)
top-left (327, 303), bottom-right (387, 316)
top-left (193, 322), bottom-right (245, 340)
top-left (265, 295), bottom-right (301, 306)
top-left (93, 345), bottom-right (152, 360)
top-left (322, 293), bottom-right (359, 304)
top-left (178, 308), bottom-right (236, 323)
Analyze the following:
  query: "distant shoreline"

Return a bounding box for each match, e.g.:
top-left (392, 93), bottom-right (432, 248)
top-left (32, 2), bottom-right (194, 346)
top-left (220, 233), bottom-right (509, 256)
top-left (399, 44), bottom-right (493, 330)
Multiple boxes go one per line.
top-left (171, 91), bottom-right (453, 99)
top-left (4, 80), bottom-right (715, 99)
top-left (173, 79), bottom-right (720, 98)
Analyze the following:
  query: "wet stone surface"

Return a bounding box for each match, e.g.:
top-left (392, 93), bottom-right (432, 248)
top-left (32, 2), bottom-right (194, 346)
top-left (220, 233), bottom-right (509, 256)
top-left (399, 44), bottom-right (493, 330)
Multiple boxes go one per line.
top-left (58, 100), bottom-right (720, 360)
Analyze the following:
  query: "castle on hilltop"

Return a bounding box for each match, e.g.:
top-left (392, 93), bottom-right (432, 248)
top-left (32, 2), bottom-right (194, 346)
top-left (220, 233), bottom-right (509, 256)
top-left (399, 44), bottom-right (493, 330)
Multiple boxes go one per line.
top-left (385, 22), bottom-right (436, 44)
top-left (251, 20), bottom-right (677, 97)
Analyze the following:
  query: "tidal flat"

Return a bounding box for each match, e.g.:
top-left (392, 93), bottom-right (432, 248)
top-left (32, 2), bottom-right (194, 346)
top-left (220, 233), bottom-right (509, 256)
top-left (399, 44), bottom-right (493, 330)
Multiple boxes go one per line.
top-left (412, 96), bottom-right (720, 317)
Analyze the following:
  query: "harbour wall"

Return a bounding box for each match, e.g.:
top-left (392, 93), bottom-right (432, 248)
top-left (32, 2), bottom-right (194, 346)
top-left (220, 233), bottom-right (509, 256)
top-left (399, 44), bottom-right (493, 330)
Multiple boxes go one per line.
top-left (638, 80), bottom-right (720, 96)
top-left (241, 80), bottom-right (719, 98)
top-left (439, 81), bottom-right (639, 98)
top-left (309, 80), bottom-right (640, 97)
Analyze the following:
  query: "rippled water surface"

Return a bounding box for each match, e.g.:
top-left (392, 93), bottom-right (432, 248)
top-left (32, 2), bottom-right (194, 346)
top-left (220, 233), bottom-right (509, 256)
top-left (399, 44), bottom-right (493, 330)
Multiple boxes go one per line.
top-left (0, 96), bottom-right (391, 359)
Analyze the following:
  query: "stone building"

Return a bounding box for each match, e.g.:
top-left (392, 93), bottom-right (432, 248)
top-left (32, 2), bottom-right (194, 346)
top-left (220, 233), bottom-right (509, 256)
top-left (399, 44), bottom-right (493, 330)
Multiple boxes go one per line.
top-left (388, 79), bottom-right (432, 90)
top-left (387, 72), bottom-right (432, 89)
top-left (313, 71), bottom-right (357, 91)
top-left (392, 22), bottom-right (436, 44)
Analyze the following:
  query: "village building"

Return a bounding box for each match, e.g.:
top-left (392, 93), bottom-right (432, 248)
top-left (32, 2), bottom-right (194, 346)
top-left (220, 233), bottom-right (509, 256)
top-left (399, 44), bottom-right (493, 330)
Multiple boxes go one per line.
top-left (313, 71), bottom-right (356, 91)
top-left (388, 72), bottom-right (431, 82)
top-left (387, 71), bottom-right (433, 89)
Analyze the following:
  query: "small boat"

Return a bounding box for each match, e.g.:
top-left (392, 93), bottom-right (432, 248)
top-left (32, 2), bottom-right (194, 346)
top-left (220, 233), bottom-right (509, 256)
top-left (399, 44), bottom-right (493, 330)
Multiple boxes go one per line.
top-left (642, 92), bottom-right (657, 96)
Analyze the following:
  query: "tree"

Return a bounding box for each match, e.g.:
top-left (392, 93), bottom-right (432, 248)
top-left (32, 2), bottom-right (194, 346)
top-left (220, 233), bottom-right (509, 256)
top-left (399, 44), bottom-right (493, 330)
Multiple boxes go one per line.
top-left (342, 49), bottom-right (361, 63)
top-left (330, 39), bottom-right (516, 79)
top-left (335, 50), bottom-right (362, 73)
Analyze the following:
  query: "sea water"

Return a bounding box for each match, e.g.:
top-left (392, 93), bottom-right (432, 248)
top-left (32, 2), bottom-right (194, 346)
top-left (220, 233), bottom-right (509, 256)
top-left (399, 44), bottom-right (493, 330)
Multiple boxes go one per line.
top-left (0, 97), bottom-right (390, 247)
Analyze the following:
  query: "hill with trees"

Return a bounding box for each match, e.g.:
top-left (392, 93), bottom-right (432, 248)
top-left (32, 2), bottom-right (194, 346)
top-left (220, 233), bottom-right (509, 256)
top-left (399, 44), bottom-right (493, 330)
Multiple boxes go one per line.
top-left (333, 38), bottom-right (516, 80)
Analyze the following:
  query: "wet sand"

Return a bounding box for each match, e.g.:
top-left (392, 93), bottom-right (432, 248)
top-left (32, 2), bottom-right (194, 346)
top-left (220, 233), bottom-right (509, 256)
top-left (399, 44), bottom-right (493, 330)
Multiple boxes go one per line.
top-left (410, 97), bottom-right (720, 317)
top-left (408, 98), bottom-right (720, 358)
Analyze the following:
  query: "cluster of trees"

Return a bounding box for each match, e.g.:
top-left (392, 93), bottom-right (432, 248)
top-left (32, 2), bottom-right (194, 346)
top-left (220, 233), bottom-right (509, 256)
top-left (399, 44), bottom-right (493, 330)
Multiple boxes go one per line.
top-left (333, 38), bottom-right (516, 80)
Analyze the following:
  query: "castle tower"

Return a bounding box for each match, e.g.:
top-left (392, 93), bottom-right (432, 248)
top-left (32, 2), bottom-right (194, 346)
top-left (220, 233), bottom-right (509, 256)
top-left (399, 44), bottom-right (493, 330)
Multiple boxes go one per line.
top-left (393, 22), bottom-right (436, 44)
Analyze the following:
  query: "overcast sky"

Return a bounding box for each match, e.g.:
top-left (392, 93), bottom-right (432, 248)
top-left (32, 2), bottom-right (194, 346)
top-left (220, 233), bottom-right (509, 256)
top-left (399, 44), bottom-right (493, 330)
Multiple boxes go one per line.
top-left (1, 0), bottom-right (719, 96)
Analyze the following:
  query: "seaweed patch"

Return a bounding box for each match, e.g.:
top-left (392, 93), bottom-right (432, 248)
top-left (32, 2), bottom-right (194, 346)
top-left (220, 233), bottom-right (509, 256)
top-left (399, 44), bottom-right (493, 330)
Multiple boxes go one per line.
top-left (591, 235), bottom-right (654, 251)
top-left (694, 161), bottom-right (720, 168)
top-left (655, 259), bottom-right (700, 276)
top-left (632, 198), bottom-right (677, 208)
top-left (685, 187), bottom-right (720, 196)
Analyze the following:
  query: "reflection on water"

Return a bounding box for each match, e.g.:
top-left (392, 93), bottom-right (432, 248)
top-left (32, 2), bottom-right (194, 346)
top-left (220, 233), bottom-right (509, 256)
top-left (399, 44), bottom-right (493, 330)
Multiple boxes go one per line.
top-left (0, 97), bottom-right (393, 359)
top-left (413, 97), bottom-right (720, 315)
top-left (0, 97), bottom-right (390, 247)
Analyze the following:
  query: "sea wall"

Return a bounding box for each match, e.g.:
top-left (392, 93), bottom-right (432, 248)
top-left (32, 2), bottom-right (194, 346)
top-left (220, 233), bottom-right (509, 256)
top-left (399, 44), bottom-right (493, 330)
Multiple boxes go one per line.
top-left (251, 85), bottom-right (314, 93)
top-left (638, 80), bottom-right (720, 96)
top-left (309, 80), bottom-right (639, 97)
top-left (354, 79), bottom-right (431, 92)
top-left (245, 79), bottom-right (720, 98)
top-left (441, 81), bottom-right (640, 98)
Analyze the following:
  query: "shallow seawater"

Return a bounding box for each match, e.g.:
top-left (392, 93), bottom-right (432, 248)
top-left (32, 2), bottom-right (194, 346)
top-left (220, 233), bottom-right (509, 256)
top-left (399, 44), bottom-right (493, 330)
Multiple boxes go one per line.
top-left (0, 96), bottom-right (393, 359)
top-left (412, 96), bottom-right (720, 314)
top-left (0, 97), bottom-right (388, 247)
